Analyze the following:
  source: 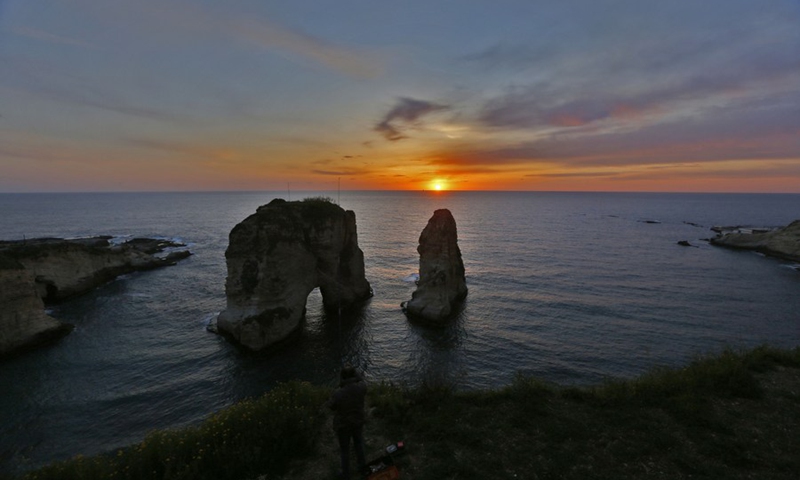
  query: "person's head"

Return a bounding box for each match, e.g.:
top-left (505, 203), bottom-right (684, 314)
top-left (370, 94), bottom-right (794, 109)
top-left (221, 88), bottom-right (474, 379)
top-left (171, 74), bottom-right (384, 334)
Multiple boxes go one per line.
top-left (340, 365), bottom-right (357, 380)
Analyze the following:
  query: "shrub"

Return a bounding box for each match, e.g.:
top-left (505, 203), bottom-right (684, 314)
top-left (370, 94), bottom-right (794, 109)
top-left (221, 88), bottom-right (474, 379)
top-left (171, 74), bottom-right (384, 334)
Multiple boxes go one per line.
top-left (300, 196), bottom-right (335, 205)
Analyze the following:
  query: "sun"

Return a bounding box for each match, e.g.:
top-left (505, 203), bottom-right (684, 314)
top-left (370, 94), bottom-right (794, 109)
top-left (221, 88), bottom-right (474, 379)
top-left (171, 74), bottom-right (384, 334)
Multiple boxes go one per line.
top-left (430, 179), bottom-right (447, 191)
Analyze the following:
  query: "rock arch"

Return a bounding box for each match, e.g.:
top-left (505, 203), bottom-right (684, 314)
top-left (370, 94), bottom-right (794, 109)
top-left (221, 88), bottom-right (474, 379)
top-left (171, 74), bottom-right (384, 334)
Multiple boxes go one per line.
top-left (217, 198), bottom-right (372, 350)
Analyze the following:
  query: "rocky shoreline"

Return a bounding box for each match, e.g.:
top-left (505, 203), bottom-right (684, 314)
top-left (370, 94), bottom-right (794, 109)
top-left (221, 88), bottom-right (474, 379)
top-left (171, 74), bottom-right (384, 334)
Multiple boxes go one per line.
top-left (5, 216), bottom-right (796, 359)
top-left (0, 236), bottom-right (191, 358)
top-left (710, 220), bottom-right (800, 264)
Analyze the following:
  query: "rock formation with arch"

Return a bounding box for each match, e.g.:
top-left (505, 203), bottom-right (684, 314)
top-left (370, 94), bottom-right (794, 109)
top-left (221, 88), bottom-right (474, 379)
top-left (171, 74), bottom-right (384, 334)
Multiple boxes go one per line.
top-left (217, 198), bottom-right (372, 350)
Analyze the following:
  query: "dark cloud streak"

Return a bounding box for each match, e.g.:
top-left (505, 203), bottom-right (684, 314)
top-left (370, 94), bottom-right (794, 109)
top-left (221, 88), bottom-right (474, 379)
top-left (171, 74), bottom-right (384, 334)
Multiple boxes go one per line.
top-left (312, 168), bottom-right (371, 176)
top-left (433, 92), bottom-right (800, 169)
top-left (374, 97), bottom-right (449, 141)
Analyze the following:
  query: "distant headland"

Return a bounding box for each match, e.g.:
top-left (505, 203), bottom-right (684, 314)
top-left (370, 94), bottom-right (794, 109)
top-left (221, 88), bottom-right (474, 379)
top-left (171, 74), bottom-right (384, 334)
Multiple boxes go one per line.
top-left (710, 220), bottom-right (800, 264)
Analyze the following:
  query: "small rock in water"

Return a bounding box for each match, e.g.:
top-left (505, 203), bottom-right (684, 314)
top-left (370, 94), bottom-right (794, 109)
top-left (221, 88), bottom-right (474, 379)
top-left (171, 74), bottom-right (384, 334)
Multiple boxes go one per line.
top-left (205, 317), bottom-right (219, 334)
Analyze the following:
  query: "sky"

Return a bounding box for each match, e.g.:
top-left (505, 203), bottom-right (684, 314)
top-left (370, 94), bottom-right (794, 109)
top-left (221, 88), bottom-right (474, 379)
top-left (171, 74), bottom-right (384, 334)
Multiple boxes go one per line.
top-left (1, 0), bottom-right (799, 193)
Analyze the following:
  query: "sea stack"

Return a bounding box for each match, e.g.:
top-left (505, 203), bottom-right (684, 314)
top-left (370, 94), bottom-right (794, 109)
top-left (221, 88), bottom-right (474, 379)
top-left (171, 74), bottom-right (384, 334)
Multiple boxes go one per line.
top-left (217, 198), bottom-right (372, 350)
top-left (403, 209), bottom-right (467, 323)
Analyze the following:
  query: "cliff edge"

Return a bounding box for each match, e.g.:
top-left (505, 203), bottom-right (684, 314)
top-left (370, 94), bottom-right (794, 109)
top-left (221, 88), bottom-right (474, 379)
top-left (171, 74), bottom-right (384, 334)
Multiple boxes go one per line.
top-left (0, 256), bottom-right (73, 357)
top-left (0, 237), bottom-right (191, 358)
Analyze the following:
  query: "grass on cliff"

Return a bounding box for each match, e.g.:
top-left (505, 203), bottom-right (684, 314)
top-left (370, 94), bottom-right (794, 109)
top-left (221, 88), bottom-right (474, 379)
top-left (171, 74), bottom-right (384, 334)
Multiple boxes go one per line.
top-left (301, 196), bottom-right (336, 205)
top-left (299, 196), bottom-right (343, 223)
top-left (15, 382), bottom-right (328, 480)
top-left (13, 346), bottom-right (800, 480)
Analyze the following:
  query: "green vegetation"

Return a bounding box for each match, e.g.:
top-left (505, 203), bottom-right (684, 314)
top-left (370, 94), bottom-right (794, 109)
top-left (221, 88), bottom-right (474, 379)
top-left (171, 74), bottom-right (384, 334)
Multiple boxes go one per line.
top-left (13, 346), bottom-right (800, 480)
top-left (0, 253), bottom-right (24, 270)
top-left (298, 196), bottom-right (343, 223)
top-left (16, 382), bottom-right (328, 480)
top-left (356, 346), bottom-right (800, 480)
top-left (300, 196), bottom-right (336, 205)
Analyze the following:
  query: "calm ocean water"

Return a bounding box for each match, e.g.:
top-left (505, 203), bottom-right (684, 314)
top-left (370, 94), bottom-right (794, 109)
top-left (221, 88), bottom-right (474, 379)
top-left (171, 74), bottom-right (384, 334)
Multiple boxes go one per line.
top-left (1, 191), bottom-right (799, 473)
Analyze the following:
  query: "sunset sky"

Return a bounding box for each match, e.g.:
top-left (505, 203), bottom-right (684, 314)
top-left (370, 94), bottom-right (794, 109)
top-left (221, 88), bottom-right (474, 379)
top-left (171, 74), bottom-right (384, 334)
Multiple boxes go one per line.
top-left (1, 0), bottom-right (799, 193)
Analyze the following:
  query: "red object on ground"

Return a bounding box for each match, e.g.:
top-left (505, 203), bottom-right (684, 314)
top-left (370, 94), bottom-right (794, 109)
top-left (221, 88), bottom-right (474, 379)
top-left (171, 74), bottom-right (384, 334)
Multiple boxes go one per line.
top-left (367, 464), bottom-right (400, 480)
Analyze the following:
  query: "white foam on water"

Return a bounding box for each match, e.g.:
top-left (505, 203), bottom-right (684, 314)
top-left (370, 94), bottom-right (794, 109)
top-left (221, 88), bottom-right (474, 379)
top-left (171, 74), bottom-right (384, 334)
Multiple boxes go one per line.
top-left (122, 293), bottom-right (151, 298)
top-left (402, 273), bottom-right (419, 282)
top-left (202, 312), bottom-right (219, 326)
top-left (109, 235), bottom-right (132, 245)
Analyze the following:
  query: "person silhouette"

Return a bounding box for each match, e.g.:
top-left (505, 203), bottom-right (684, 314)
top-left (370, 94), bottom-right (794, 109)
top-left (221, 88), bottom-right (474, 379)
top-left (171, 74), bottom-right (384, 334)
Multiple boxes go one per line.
top-left (325, 365), bottom-right (367, 479)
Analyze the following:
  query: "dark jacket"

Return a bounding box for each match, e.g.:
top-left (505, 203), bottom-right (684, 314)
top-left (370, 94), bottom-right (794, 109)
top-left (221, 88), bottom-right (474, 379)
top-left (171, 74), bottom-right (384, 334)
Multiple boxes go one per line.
top-left (326, 375), bottom-right (367, 431)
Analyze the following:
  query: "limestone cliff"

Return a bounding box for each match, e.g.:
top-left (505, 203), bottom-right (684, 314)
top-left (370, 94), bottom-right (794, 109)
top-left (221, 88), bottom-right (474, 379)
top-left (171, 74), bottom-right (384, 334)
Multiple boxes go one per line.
top-left (0, 237), bottom-right (191, 357)
top-left (217, 198), bottom-right (372, 350)
top-left (403, 209), bottom-right (467, 323)
top-left (0, 256), bottom-right (73, 357)
top-left (1, 237), bottom-right (191, 302)
top-left (710, 220), bottom-right (800, 263)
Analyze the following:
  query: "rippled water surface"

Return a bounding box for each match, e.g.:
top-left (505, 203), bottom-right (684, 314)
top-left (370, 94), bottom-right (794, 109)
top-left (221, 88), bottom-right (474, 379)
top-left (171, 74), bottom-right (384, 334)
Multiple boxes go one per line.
top-left (1, 191), bottom-right (799, 472)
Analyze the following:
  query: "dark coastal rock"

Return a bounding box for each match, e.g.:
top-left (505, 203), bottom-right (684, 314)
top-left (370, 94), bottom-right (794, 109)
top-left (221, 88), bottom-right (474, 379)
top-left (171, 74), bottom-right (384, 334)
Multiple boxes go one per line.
top-left (0, 237), bottom-right (190, 358)
top-left (710, 220), bottom-right (800, 262)
top-left (710, 225), bottom-right (774, 235)
top-left (677, 240), bottom-right (693, 247)
top-left (217, 198), bottom-right (372, 350)
top-left (402, 209), bottom-right (467, 323)
top-left (164, 250), bottom-right (192, 264)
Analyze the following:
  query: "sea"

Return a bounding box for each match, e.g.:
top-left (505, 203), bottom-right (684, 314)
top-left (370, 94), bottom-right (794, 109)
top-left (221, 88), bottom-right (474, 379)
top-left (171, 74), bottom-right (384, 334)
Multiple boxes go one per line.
top-left (1, 191), bottom-right (799, 474)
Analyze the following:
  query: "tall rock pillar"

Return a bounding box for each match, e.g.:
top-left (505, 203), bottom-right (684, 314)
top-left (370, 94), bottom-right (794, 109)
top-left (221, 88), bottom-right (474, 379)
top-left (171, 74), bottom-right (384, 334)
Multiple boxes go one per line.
top-left (403, 209), bottom-right (467, 323)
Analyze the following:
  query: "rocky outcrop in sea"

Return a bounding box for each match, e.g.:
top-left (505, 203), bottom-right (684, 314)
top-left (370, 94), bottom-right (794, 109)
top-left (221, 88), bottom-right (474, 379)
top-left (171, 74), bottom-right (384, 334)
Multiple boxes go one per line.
top-left (710, 220), bottom-right (800, 263)
top-left (0, 236), bottom-right (191, 358)
top-left (217, 198), bottom-right (372, 350)
top-left (402, 209), bottom-right (467, 323)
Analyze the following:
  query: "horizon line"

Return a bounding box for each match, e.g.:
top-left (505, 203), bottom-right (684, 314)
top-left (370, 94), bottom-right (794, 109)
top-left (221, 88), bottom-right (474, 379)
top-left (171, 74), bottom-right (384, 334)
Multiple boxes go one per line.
top-left (2, 188), bottom-right (800, 195)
